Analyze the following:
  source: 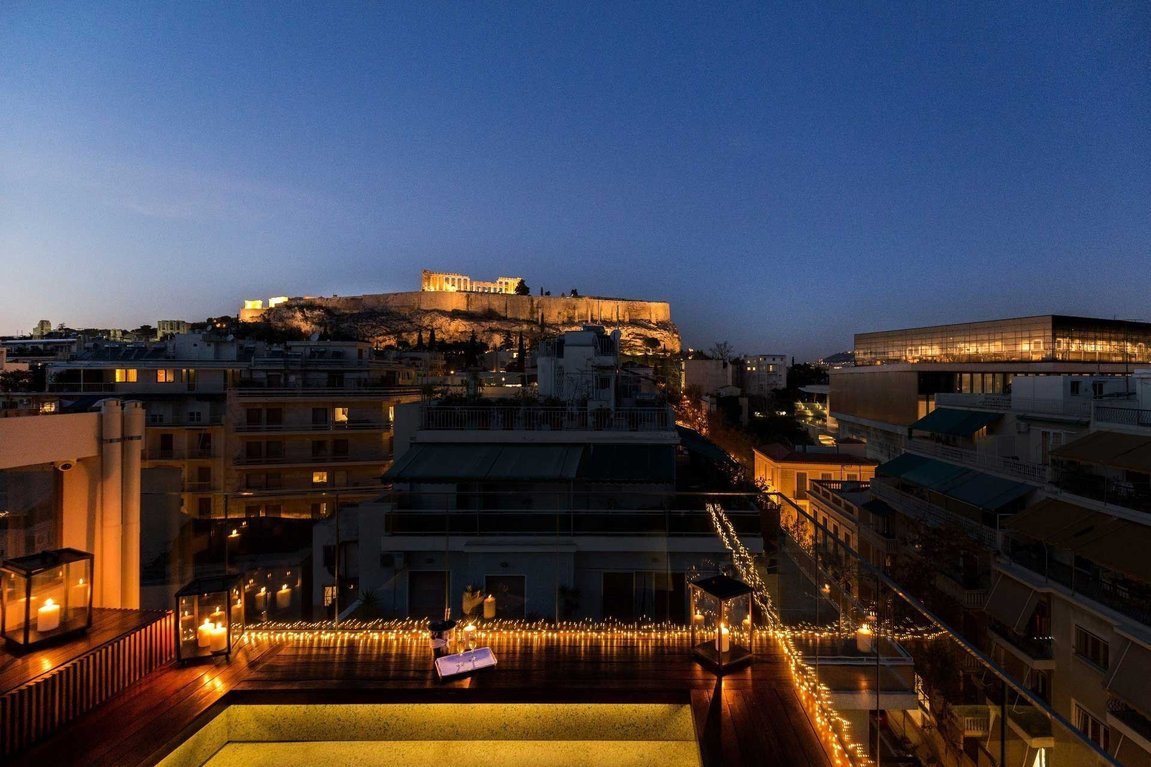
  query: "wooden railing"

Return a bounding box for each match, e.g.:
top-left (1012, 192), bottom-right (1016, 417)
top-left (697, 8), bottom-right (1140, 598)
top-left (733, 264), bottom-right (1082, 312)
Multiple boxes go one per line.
top-left (0, 610), bottom-right (174, 758)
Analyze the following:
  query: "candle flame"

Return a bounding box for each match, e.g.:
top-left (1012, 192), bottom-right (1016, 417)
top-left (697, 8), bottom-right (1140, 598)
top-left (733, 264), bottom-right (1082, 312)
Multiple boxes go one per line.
top-left (43, 598), bottom-right (56, 607)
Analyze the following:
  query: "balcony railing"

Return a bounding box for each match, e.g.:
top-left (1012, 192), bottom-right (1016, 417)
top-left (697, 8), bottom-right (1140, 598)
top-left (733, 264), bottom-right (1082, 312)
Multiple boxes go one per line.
top-left (1003, 537), bottom-right (1151, 626)
top-left (384, 507), bottom-right (762, 537)
top-left (232, 386), bottom-right (421, 398)
top-left (934, 571), bottom-right (989, 610)
top-left (988, 622), bottom-right (1054, 661)
top-left (906, 438), bottom-right (1048, 484)
top-left (146, 449), bottom-right (218, 461)
top-left (419, 405), bottom-right (674, 432)
top-left (1051, 470), bottom-right (1151, 513)
top-left (1094, 404), bottom-right (1151, 428)
top-left (234, 453), bottom-right (386, 467)
top-left (236, 420), bottom-right (390, 433)
top-left (934, 392), bottom-right (1092, 419)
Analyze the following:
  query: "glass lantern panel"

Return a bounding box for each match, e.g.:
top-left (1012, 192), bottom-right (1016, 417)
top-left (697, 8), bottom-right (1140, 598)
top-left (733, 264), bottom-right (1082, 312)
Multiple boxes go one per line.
top-left (228, 585), bottom-right (244, 633)
top-left (30, 567), bottom-right (67, 639)
top-left (2, 570), bottom-right (30, 643)
top-left (63, 559), bottom-right (92, 627)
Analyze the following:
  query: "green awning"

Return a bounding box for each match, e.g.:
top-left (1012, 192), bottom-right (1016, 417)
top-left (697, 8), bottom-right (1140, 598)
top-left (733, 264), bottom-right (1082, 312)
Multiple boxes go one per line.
top-left (384, 444), bottom-right (584, 482)
top-left (910, 408), bottom-right (1002, 437)
top-left (879, 454), bottom-right (1032, 511)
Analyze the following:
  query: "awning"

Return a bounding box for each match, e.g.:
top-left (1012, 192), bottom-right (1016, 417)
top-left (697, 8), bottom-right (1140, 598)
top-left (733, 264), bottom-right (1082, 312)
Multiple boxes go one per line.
top-left (942, 472), bottom-right (1034, 511)
top-left (1106, 639), bottom-right (1151, 715)
top-left (909, 408), bottom-right (1002, 437)
top-left (1052, 430), bottom-right (1151, 473)
top-left (384, 444), bottom-right (584, 482)
top-left (1006, 498), bottom-right (1151, 581)
top-left (984, 573), bottom-right (1039, 633)
top-left (578, 444), bottom-right (676, 483)
top-left (879, 455), bottom-right (1032, 511)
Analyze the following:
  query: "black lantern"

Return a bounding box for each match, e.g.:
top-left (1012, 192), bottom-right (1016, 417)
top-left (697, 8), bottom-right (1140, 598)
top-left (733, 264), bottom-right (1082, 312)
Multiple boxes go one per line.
top-left (689, 574), bottom-right (755, 674)
top-left (1, 548), bottom-right (94, 651)
top-left (174, 575), bottom-right (244, 662)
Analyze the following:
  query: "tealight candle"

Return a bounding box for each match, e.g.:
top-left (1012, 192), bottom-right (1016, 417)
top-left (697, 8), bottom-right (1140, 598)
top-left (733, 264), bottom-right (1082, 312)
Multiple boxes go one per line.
top-left (276, 584), bottom-right (292, 609)
top-left (693, 611), bottom-right (704, 624)
top-left (37, 598), bottom-right (61, 632)
top-left (483, 594), bottom-right (496, 620)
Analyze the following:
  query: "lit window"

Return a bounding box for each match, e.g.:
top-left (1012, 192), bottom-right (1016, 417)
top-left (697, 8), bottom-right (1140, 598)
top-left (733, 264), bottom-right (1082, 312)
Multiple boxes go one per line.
top-left (157, 369), bottom-right (176, 383)
top-left (334, 407), bottom-right (349, 423)
top-left (115, 369), bottom-right (138, 383)
top-left (312, 471), bottom-right (329, 485)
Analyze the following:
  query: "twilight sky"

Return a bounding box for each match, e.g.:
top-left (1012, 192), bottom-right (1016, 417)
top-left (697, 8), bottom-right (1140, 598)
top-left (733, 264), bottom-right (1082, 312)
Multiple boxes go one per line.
top-left (2, 2), bottom-right (1148, 359)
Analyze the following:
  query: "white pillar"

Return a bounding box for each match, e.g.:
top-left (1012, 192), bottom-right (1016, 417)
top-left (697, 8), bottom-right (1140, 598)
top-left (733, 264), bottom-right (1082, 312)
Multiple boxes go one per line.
top-left (120, 401), bottom-right (145, 609)
top-left (99, 399), bottom-right (123, 608)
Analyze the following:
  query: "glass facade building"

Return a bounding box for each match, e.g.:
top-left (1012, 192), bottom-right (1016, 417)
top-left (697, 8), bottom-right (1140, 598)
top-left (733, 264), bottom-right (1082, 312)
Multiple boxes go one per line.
top-left (855, 315), bottom-right (1151, 366)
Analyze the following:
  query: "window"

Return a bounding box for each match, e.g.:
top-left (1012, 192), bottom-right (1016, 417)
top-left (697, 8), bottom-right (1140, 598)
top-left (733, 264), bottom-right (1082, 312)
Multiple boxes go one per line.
top-left (795, 472), bottom-right (808, 500)
top-left (1073, 626), bottom-right (1109, 670)
top-left (312, 471), bottom-right (329, 486)
top-left (265, 441), bottom-right (284, 460)
top-left (148, 413), bottom-right (164, 424)
top-left (334, 407), bottom-right (349, 424)
top-left (246, 408), bottom-right (262, 427)
top-left (187, 411), bottom-right (202, 423)
top-left (157, 369), bottom-right (176, 383)
top-left (1070, 381), bottom-right (1082, 395)
top-left (265, 408), bottom-right (282, 427)
top-left (196, 498), bottom-right (212, 518)
top-left (245, 442), bottom-right (263, 461)
top-left (333, 439), bottom-right (349, 458)
top-left (312, 407), bottom-right (329, 426)
top-left (114, 369), bottom-right (137, 383)
top-left (312, 440), bottom-right (328, 458)
top-left (266, 471), bottom-right (282, 490)
top-left (408, 571), bottom-right (448, 618)
top-left (1074, 703), bottom-right (1109, 750)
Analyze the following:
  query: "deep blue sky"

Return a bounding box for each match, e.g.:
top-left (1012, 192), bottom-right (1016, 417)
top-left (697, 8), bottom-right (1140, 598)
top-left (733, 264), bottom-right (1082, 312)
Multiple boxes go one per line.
top-left (2, 2), bottom-right (1148, 359)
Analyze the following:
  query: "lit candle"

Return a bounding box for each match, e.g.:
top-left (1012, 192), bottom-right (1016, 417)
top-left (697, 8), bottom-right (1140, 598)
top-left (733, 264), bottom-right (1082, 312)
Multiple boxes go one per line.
top-left (716, 624), bottom-right (730, 653)
top-left (855, 622), bottom-right (873, 653)
top-left (72, 578), bottom-right (90, 609)
top-left (37, 598), bottom-right (61, 632)
top-left (209, 607), bottom-right (225, 625)
top-left (276, 584), bottom-right (292, 609)
top-left (255, 587), bottom-right (268, 611)
top-left (230, 600), bottom-right (243, 625)
top-left (463, 623), bottom-right (477, 652)
top-left (483, 594), bottom-right (496, 620)
top-left (693, 611), bottom-right (704, 624)
top-left (209, 623), bottom-right (228, 652)
top-left (197, 619), bottom-right (214, 648)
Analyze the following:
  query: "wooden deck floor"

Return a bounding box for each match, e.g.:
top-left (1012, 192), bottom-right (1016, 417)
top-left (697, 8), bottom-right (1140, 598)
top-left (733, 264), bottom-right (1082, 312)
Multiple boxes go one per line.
top-left (11, 629), bottom-right (833, 767)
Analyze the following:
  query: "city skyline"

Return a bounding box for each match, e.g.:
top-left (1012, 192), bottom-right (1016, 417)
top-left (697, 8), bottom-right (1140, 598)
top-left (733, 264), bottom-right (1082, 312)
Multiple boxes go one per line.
top-left (3, 3), bottom-right (1149, 358)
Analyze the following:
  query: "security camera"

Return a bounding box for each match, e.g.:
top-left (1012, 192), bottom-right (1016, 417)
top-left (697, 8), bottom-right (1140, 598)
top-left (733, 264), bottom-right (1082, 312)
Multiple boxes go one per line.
top-left (54, 460), bottom-right (77, 472)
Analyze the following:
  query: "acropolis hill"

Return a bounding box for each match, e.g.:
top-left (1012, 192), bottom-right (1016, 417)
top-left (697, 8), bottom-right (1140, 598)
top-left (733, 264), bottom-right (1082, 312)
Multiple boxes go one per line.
top-left (241, 271), bottom-right (680, 354)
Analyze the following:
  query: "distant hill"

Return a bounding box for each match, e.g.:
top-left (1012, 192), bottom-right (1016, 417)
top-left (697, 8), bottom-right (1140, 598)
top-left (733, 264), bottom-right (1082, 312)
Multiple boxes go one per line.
top-left (254, 290), bottom-right (682, 355)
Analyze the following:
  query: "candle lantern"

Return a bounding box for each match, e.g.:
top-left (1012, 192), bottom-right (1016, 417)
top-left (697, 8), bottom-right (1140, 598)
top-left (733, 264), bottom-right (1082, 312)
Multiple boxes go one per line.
top-left (1, 548), bottom-right (93, 651)
top-left (689, 574), bottom-right (754, 674)
top-left (174, 574), bottom-right (244, 663)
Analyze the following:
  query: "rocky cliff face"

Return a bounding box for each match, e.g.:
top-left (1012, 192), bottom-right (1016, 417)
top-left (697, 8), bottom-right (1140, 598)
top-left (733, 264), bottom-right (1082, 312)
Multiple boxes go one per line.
top-left (259, 297), bottom-right (681, 355)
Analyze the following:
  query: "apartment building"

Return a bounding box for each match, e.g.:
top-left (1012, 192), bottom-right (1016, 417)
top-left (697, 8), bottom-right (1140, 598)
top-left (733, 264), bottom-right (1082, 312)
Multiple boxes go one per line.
top-left (735, 354), bottom-right (788, 397)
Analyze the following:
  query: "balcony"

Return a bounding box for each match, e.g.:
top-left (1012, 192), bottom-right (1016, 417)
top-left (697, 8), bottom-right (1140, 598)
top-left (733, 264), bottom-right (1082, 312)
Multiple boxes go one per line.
top-left (934, 570), bottom-right (988, 610)
top-left (1051, 468), bottom-right (1151, 513)
top-left (235, 419), bottom-right (390, 433)
top-left (384, 507), bottom-right (763, 537)
top-left (146, 448), bottom-right (218, 461)
top-left (234, 452), bottom-right (387, 468)
top-left (232, 385), bottom-right (420, 399)
top-left (934, 392), bottom-right (1091, 419)
top-left (418, 405), bottom-right (674, 432)
top-left (1094, 404), bottom-right (1151, 429)
top-left (906, 438), bottom-right (1048, 484)
top-left (1003, 539), bottom-right (1151, 626)
top-left (988, 622), bottom-right (1055, 668)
